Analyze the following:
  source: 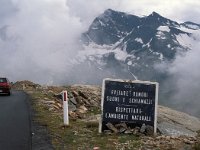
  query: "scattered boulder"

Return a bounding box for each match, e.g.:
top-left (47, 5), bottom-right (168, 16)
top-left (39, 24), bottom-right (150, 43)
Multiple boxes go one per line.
top-left (76, 105), bottom-right (88, 114)
top-left (106, 123), bottom-right (118, 133)
top-left (140, 123), bottom-right (146, 133)
top-left (146, 125), bottom-right (154, 136)
top-left (68, 102), bottom-right (77, 112)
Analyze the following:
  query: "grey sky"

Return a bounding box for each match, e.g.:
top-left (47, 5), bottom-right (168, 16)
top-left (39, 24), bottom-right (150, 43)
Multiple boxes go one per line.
top-left (0, 0), bottom-right (200, 84)
top-left (67, 0), bottom-right (200, 25)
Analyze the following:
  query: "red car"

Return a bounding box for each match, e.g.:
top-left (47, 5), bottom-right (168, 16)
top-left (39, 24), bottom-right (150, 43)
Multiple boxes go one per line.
top-left (0, 77), bottom-right (11, 96)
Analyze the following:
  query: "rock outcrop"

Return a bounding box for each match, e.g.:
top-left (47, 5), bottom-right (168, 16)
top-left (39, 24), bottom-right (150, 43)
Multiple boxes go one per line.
top-left (158, 106), bottom-right (200, 136)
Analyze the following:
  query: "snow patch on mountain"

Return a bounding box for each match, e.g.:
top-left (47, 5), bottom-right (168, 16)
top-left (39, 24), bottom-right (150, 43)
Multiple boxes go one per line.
top-left (91, 27), bottom-right (98, 30)
top-left (175, 33), bottom-right (193, 48)
top-left (74, 42), bottom-right (133, 64)
top-left (178, 26), bottom-right (197, 33)
top-left (182, 22), bottom-right (200, 30)
top-left (186, 24), bottom-right (199, 30)
top-left (135, 38), bottom-right (143, 44)
top-left (145, 38), bottom-right (152, 48)
top-left (156, 31), bottom-right (166, 40)
top-left (157, 53), bottom-right (164, 60)
top-left (157, 26), bottom-right (170, 32)
top-left (167, 44), bottom-right (171, 48)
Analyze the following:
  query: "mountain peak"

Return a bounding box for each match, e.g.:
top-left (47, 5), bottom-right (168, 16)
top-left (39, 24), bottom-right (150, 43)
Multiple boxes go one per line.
top-left (147, 11), bottom-right (164, 19)
top-left (83, 9), bottom-right (195, 47)
top-left (104, 8), bottom-right (115, 14)
top-left (103, 9), bottom-right (123, 16)
top-left (144, 11), bottom-right (179, 27)
top-left (151, 11), bottom-right (162, 17)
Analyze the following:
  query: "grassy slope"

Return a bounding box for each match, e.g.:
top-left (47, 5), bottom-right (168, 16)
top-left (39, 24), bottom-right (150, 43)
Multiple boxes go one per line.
top-left (19, 81), bottom-right (199, 150)
top-left (30, 89), bottom-right (141, 150)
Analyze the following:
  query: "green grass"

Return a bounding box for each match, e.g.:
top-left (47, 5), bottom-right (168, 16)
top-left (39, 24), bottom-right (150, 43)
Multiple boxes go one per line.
top-left (194, 143), bottom-right (200, 150)
top-left (89, 107), bottom-right (101, 114)
top-left (30, 90), bottom-right (141, 150)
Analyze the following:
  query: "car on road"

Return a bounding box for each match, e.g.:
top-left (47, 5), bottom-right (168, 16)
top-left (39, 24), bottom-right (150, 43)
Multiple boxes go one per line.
top-left (0, 78), bottom-right (11, 96)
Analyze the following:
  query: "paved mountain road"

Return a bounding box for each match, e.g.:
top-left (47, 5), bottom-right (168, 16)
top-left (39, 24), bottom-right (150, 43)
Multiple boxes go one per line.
top-left (0, 90), bottom-right (31, 150)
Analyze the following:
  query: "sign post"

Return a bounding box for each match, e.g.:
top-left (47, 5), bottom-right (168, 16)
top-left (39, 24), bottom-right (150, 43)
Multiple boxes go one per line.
top-left (99, 78), bottom-right (159, 134)
top-left (62, 91), bottom-right (69, 126)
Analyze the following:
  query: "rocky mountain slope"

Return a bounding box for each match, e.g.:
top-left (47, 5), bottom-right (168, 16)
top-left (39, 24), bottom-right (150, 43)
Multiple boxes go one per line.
top-left (79, 9), bottom-right (200, 82)
top-left (13, 81), bottom-right (200, 149)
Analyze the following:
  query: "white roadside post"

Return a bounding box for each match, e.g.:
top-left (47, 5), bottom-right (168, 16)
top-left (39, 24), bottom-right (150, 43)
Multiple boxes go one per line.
top-left (62, 91), bottom-right (69, 126)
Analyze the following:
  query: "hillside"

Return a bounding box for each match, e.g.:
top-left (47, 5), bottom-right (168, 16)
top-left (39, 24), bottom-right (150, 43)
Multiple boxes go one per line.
top-left (13, 81), bottom-right (200, 150)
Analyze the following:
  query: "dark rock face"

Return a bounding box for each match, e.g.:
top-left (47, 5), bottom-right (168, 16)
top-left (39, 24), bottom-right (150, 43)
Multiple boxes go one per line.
top-left (80, 9), bottom-right (199, 84)
top-left (82, 9), bottom-right (191, 60)
top-left (82, 9), bottom-right (142, 45)
top-left (77, 9), bottom-right (200, 114)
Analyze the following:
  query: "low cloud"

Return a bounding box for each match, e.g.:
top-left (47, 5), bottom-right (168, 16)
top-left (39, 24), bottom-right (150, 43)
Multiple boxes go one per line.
top-left (156, 32), bottom-right (200, 117)
top-left (67, 0), bottom-right (200, 24)
top-left (0, 0), bottom-right (84, 84)
top-left (0, 0), bottom-right (18, 25)
top-left (169, 44), bottom-right (200, 116)
top-left (0, 0), bottom-right (200, 86)
top-left (1, 0), bottom-right (200, 117)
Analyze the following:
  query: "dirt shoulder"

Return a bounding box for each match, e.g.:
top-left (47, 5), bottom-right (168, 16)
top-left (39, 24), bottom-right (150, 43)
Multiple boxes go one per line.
top-left (29, 91), bottom-right (54, 150)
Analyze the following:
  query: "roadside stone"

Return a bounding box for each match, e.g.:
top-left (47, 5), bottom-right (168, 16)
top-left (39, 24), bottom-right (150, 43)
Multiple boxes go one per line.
top-left (68, 102), bottom-right (77, 112)
top-left (41, 100), bottom-right (55, 105)
top-left (140, 124), bottom-right (146, 133)
top-left (54, 93), bottom-right (62, 100)
top-left (76, 111), bottom-right (86, 119)
top-left (145, 125), bottom-right (154, 136)
top-left (106, 123), bottom-right (118, 133)
top-left (56, 102), bottom-right (62, 108)
top-left (115, 123), bottom-right (127, 129)
top-left (183, 138), bottom-right (195, 144)
top-left (90, 100), bottom-right (99, 107)
top-left (132, 127), bottom-right (140, 135)
top-left (78, 91), bottom-right (88, 99)
top-left (82, 98), bottom-right (90, 105)
top-left (77, 105), bottom-right (88, 114)
top-left (119, 127), bottom-right (126, 133)
top-left (69, 111), bottom-right (78, 119)
top-left (72, 91), bottom-right (79, 97)
top-left (124, 129), bottom-right (132, 134)
top-left (69, 97), bottom-right (77, 105)
top-left (53, 105), bottom-right (60, 110)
